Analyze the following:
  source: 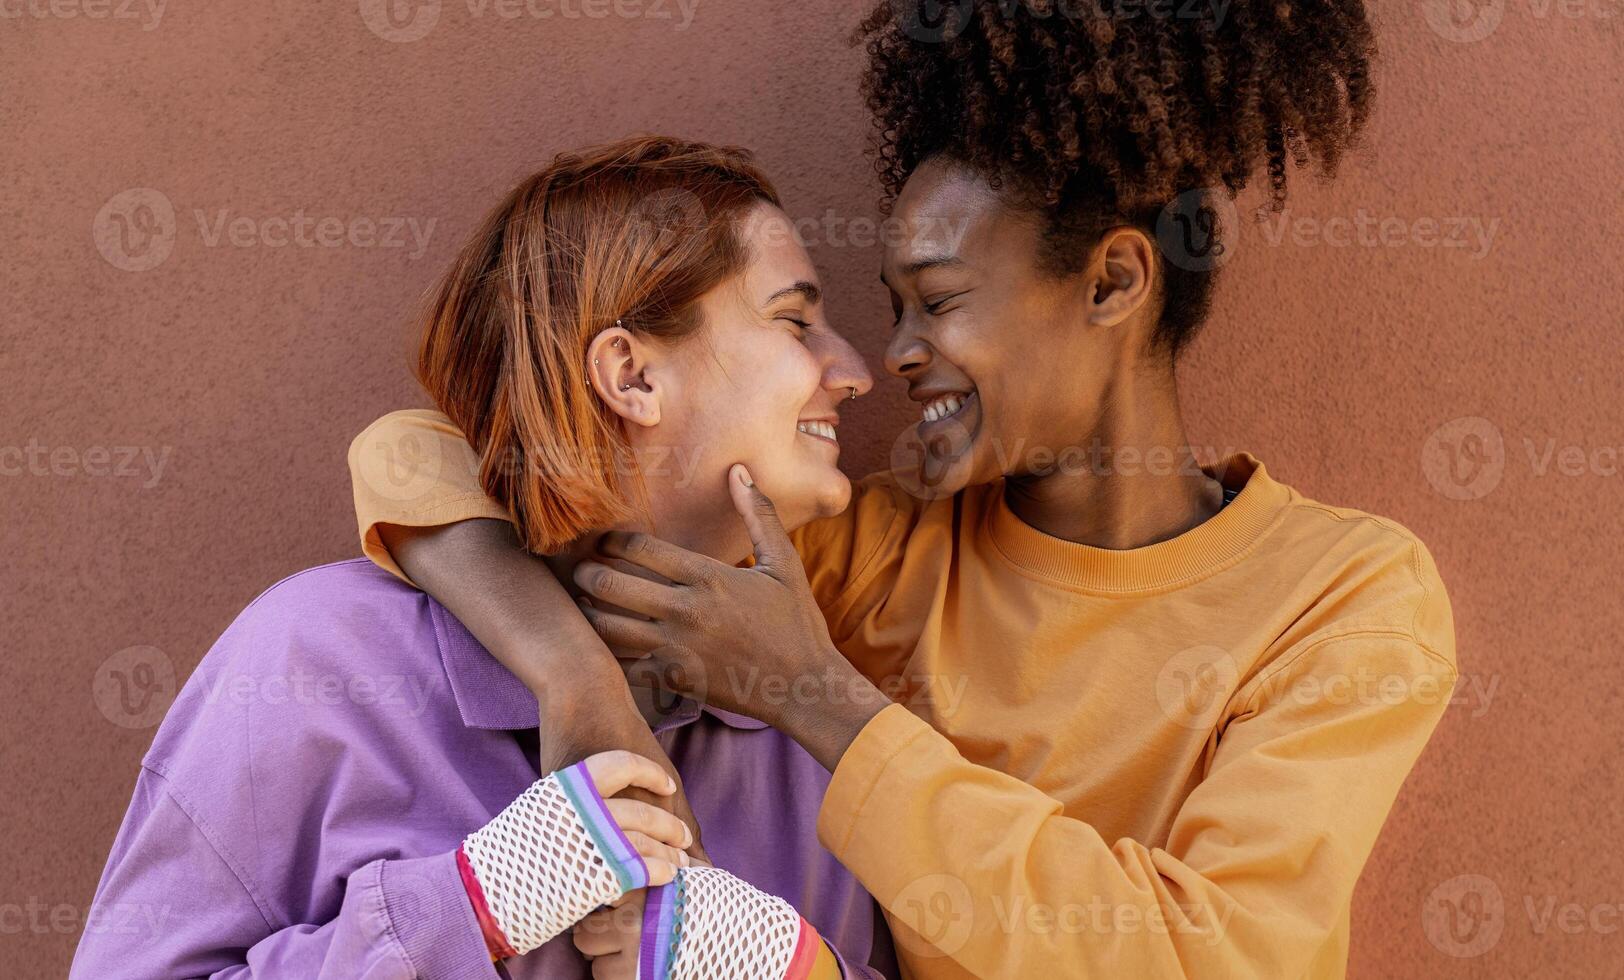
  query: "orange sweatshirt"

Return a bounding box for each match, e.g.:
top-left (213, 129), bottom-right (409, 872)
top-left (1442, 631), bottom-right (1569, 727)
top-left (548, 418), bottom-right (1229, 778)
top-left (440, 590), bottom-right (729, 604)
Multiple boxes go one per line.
top-left (350, 409), bottom-right (1458, 979)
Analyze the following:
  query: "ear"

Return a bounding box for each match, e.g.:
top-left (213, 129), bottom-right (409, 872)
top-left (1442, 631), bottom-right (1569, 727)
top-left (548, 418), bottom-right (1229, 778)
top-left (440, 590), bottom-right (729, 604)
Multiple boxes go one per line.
top-left (586, 326), bottom-right (662, 428)
top-left (1085, 227), bottom-right (1156, 329)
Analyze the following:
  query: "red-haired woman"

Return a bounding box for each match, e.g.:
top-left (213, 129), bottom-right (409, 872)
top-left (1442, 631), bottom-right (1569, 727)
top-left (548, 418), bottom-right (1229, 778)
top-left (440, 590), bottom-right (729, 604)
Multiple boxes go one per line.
top-left (74, 138), bottom-right (890, 980)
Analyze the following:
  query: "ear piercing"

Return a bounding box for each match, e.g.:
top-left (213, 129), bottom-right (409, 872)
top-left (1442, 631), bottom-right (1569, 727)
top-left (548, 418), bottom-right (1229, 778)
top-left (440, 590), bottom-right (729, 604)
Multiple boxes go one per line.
top-left (849, 387), bottom-right (858, 400)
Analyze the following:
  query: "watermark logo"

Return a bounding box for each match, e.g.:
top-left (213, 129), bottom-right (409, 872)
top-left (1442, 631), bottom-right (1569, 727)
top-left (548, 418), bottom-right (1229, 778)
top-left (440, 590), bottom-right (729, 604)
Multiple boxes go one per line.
top-left (93, 188), bottom-right (176, 272)
top-left (1421, 416), bottom-right (1506, 501)
top-left (1155, 645), bottom-right (1239, 729)
top-left (888, 412), bottom-right (975, 502)
top-left (1422, 0), bottom-right (1506, 43)
top-left (894, 0), bottom-right (974, 43)
top-left (1423, 874), bottom-right (1506, 957)
top-left (354, 425), bottom-right (452, 504)
top-left (625, 186), bottom-right (708, 268)
top-left (92, 646), bottom-right (178, 729)
top-left (892, 873), bottom-right (974, 957)
top-left (359, 0), bottom-right (442, 41)
top-left (1156, 187), bottom-right (1237, 273)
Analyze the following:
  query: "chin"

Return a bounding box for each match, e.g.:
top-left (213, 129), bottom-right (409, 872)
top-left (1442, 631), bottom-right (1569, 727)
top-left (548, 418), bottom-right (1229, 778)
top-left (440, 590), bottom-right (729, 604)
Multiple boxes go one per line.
top-left (776, 470), bottom-right (852, 531)
top-left (811, 472), bottom-right (853, 520)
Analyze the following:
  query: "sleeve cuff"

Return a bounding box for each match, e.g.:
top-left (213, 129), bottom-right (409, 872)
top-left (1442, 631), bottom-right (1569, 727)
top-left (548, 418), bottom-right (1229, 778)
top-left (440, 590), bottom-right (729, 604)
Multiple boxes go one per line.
top-left (816, 703), bottom-right (935, 860)
top-left (378, 851), bottom-right (501, 980)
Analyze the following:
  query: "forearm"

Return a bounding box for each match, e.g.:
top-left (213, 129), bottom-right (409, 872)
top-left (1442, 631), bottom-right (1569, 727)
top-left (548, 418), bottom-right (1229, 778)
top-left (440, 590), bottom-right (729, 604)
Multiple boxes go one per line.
top-left (381, 520), bottom-right (704, 854)
top-left (383, 519), bottom-right (609, 691)
top-left (772, 650), bottom-right (891, 774)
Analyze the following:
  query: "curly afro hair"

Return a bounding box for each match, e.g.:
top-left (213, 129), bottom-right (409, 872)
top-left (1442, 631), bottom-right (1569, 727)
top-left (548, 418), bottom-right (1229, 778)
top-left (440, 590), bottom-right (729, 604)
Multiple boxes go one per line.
top-left (856, 0), bottom-right (1376, 355)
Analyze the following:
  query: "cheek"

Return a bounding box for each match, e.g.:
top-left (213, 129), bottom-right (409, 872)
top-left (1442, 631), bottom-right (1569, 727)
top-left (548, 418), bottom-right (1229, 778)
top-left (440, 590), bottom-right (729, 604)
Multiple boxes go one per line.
top-left (741, 336), bottom-right (821, 419)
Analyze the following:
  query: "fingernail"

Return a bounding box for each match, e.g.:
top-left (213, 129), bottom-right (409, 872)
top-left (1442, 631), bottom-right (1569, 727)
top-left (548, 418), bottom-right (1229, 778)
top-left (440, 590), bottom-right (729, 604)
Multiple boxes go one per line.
top-left (679, 851), bottom-right (690, 867)
top-left (736, 465), bottom-right (753, 488)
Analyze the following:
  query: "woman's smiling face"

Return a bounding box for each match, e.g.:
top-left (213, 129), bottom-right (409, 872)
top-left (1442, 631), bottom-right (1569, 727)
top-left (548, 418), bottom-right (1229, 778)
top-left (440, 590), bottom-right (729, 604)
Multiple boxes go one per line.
top-left (880, 157), bottom-right (1142, 498)
top-left (624, 202), bottom-right (871, 552)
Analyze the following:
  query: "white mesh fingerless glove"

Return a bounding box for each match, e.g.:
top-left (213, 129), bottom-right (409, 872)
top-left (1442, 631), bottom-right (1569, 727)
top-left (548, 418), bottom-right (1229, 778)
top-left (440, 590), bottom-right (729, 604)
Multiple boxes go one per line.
top-left (638, 866), bottom-right (825, 980)
top-left (456, 761), bottom-right (650, 957)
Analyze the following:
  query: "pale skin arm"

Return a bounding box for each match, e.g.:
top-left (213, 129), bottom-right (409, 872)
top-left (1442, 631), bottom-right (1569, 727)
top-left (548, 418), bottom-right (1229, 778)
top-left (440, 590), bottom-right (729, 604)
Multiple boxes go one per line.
top-left (379, 519), bottom-right (707, 860)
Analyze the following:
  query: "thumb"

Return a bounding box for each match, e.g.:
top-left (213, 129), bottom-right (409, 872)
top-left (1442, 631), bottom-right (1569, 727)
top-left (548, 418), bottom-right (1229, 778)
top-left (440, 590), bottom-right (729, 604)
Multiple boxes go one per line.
top-left (729, 464), bottom-right (793, 576)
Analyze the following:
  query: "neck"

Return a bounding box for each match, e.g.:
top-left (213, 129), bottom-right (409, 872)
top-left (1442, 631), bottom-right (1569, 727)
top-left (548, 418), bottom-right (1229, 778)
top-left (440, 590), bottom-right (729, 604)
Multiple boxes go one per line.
top-left (541, 521), bottom-right (745, 728)
top-left (1003, 362), bottom-right (1223, 549)
top-left (540, 496), bottom-right (751, 589)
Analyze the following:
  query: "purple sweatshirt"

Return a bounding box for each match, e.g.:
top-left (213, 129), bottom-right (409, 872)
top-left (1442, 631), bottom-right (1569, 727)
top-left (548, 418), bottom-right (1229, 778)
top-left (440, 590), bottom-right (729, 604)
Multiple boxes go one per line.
top-left (72, 559), bottom-right (889, 979)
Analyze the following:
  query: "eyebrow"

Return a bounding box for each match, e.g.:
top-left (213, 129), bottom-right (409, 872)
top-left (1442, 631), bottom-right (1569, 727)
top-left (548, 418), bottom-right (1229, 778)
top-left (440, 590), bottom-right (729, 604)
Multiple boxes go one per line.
top-left (880, 254), bottom-right (962, 287)
top-left (762, 280), bottom-right (821, 306)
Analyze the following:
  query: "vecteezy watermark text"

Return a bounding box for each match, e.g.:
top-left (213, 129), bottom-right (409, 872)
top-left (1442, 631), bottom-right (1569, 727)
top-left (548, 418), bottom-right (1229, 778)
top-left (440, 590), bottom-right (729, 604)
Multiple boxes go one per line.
top-left (1, 439), bottom-right (171, 488)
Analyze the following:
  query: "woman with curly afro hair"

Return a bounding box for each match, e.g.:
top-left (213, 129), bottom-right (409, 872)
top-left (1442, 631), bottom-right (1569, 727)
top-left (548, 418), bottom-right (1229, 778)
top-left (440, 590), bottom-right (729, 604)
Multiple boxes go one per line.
top-left (341, 2), bottom-right (1456, 977)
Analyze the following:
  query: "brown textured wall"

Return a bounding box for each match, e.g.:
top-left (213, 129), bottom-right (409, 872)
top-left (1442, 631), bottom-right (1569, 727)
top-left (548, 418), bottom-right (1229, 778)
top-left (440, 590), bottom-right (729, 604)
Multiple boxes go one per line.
top-left (3, 1), bottom-right (1620, 975)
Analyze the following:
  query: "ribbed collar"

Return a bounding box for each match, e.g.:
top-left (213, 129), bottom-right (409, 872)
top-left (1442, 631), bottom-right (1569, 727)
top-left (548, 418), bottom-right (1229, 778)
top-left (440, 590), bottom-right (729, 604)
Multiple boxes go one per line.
top-left (985, 453), bottom-right (1290, 593)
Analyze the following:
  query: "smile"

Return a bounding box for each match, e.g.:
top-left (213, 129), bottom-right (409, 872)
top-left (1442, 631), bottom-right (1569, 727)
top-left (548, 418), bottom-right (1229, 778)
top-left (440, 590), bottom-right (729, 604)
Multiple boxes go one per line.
top-left (797, 419), bottom-right (838, 445)
top-left (920, 389), bottom-right (976, 424)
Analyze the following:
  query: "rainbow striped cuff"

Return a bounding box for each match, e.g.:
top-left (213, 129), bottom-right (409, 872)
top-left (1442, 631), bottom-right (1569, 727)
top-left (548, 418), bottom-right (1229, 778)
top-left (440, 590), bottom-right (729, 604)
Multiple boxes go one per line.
top-left (638, 881), bottom-right (680, 980)
top-left (636, 873), bottom-right (825, 980)
top-left (555, 760), bottom-right (652, 894)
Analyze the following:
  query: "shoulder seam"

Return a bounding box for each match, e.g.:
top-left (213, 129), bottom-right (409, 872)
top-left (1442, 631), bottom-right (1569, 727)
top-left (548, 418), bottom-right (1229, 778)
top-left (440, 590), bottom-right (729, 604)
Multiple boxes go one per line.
top-left (1236, 627), bottom-right (1459, 719)
top-left (1287, 500), bottom-right (1438, 645)
top-left (138, 760), bottom-right (281, 932)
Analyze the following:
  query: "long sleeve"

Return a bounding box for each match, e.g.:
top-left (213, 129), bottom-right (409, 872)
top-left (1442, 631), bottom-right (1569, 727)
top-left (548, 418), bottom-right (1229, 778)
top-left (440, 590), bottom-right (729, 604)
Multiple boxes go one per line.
top-left (72, 767), bottom-right (496, 980)
top-left (816, 632), bottom-right (1457, 979)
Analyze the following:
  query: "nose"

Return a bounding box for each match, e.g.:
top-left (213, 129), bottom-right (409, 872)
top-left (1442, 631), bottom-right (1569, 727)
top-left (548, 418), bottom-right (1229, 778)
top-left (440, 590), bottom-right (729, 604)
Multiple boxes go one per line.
top-left (883, 317), bottom-right (931, 380)
top-left (812, 322), bottom-right (874, 401)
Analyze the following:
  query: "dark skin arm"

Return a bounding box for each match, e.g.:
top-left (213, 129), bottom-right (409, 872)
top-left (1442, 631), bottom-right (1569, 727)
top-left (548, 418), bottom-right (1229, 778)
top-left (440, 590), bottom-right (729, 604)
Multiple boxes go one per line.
top-left (379, 519), bottom-right (707, 860)
top-left (572, 465), bottom-right (890, 773)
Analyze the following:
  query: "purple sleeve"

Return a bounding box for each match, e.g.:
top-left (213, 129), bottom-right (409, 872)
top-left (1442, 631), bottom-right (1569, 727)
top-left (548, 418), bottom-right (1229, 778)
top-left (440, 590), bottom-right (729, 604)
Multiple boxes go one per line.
top-left (70, 768), bottom-right (497, 980)
top-left (825, 939), bottom-right (888, 979)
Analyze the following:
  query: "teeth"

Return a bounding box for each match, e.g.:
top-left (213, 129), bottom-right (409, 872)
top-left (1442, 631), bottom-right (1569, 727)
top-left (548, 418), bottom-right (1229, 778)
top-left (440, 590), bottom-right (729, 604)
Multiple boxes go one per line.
top-left (797, 420), bottom-right (837, 442)
top-left (922, 392), bottom-right (968, 423)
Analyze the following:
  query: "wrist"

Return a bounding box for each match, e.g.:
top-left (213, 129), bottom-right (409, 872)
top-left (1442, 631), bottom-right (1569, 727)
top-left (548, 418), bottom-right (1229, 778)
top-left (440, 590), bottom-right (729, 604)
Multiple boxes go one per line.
top-left (777, 657), bottom-right (889, 772)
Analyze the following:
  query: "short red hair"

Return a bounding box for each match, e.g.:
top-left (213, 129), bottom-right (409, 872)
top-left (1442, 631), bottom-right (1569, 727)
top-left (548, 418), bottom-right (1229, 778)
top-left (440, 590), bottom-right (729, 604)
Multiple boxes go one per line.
top-left (417, 136), bottom-right (780, 553)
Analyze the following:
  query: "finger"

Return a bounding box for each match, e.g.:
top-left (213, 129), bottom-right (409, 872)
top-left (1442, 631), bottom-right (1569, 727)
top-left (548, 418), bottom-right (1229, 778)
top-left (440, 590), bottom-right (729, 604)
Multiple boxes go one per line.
top-left (728, 464), bottom-right (795, 577)
top-left (573, 561), bottom-right (679, 619)
top-left (582, 750), bottom-right (678, 799)
top-left (591, 952), bottom-right (637, 980)
top-left (572, 915), bottom-right (625, 957)
top-left (597, 530), bottom-right (718, 586)
top-left (605, 798), bottom-right (694, 849)
top-left (578, 603), bottom-right (664, 654)
top-left (622, 830), bottom-right (689, 872)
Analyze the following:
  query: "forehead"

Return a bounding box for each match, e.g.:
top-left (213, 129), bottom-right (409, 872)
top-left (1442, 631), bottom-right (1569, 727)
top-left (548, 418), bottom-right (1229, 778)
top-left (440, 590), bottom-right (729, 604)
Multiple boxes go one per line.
top-left (883, 158), bottom-right (1009, 276)
top-left (735, 203), bottom-right (820, 295)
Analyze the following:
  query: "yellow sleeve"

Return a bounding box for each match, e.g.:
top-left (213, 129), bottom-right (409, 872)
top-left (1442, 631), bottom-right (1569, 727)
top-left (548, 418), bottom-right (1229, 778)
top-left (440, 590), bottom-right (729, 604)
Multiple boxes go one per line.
top-left (346, 409), bottom-right (508, 585)
top-left (817, 633), bottom-right (1458, 978)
